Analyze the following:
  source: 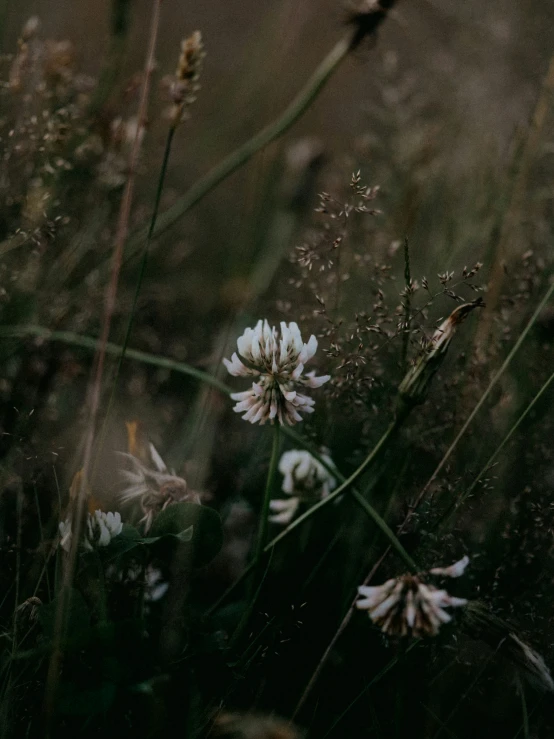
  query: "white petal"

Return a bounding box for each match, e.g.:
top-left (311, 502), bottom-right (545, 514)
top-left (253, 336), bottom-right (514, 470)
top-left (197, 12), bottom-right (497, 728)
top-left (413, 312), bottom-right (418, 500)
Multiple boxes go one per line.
top-left (429, 555), bottom-right (470, 578)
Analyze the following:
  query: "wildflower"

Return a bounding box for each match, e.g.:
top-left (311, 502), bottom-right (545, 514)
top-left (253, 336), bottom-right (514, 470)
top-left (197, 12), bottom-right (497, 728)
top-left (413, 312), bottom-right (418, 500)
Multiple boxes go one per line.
top-left (223, 320), bottom-right (330, 425)
top-left (356, 556), bottom-right (469, 637)
top-left (59, 510), bottom-right (122, 553)
top-left (118, 442), bottom-right (200, 532)
top-left (269, 449), bottom-right (337, 525)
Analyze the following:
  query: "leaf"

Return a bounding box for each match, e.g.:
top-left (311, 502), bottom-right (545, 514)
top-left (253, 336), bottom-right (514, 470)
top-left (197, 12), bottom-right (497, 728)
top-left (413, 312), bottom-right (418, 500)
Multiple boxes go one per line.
top-left (149, 502), bottom-right (223, 566)
top-left (142, 525), bottom-right (193, 545)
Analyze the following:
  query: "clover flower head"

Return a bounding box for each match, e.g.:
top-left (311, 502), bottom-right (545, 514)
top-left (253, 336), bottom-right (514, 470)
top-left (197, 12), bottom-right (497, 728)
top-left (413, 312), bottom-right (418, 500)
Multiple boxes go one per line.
top-left (59, 510), bottom-right (122, 553)
top-left (118, 442), bottom-right (200, 532)
top-left (223, 320), bottom-right (330, 425)
top-left (269, 449), bottom-right (337, 525)
top-left (356, 556), bottom-right (469, 637)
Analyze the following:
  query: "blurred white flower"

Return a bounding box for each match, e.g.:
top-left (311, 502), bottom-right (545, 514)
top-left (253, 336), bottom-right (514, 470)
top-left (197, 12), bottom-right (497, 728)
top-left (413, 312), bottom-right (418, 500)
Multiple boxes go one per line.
top-left (356, 557), bottom-right (469, 637)
top-left (59, 510), bottom-right (122, 553)
top-left (223, 320), bottom-right (330, 425)
top-left (118, 442), bottom-right (200, 532)
top-left (268, 496), bottom-right (300, 526)
top-left (269, 449), bottom-right (337, 525)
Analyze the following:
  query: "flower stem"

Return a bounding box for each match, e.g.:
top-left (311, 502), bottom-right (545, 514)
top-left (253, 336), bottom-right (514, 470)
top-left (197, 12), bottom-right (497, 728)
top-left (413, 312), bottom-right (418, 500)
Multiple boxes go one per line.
top-left (230, 425), bottom-right (280, 648)
top-left (254, 423), bottom-right (281, 564)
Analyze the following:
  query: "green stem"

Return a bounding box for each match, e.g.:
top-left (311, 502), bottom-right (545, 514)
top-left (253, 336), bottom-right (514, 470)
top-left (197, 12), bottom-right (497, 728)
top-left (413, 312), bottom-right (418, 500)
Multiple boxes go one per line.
top-left (401, 236), bottom-right (411, 372)
top-left (124, 34), bottom-right (352, 257)
top-left (350, 489), bottom-right (417, 571)
top-left (255, 423), bottom-right (281, 562)
top-left (231, 425), bottom-right (281, 646)
top-left (439, 366), bottom-right (554, 531)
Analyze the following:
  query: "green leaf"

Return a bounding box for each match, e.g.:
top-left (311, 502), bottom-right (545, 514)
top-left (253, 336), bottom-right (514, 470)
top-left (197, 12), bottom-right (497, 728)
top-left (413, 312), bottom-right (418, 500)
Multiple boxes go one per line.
top-left (142, 524), bottom-right (193, 545)
top-left (149, 502), bottom-right (223, 566)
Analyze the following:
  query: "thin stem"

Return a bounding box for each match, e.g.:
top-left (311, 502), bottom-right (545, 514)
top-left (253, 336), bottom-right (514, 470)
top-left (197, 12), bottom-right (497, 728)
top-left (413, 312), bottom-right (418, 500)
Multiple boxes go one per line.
top-left (94, 124), bottom-right (177, 474)
top-left (255, 423), bottom-right (281, 562)
top-left (322, 641), bottom-right (421, 738)
top-left (0, 325), bottom-right (231, 395)
top-left (124, 34), bottom-right (353, 258)
top-left (350, 489), bottom-right (417, 571)
top-left (401, 236), bottom-right (411, 372)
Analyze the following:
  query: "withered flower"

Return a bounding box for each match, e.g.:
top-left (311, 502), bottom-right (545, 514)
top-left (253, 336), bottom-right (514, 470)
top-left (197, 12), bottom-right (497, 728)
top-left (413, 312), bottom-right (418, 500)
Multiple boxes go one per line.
top-left (356, 556), bottom-right (469, 637)
top-left (118, 441), bottom-right (200, 532)
top-left (396, 299), bottom-right (484, 413)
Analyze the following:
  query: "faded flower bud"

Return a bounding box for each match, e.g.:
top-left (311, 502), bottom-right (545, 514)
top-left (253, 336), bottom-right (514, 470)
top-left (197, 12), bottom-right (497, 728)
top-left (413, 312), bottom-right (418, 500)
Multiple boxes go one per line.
top-left (396, 299), bottom-right (484, 414)
top-left (346, 0), bottom-right (397, 51)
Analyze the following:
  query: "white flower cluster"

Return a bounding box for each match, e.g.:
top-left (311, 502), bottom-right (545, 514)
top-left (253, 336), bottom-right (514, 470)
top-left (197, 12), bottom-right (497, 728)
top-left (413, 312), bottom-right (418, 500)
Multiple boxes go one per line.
top-left (223, 320), bottom-right (330, 425)
top-left (118, 442), bottom-right (200, 532)
top-left (59, 510), bottom-right (123, 553)
top-left (356, 556), bottom-right (469, 637)
top-left (269, 449), bottom-right (337, 525)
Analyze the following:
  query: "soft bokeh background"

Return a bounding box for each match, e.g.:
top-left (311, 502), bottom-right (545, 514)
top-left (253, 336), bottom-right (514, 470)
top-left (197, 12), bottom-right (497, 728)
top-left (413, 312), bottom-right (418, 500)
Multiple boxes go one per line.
top-left (1, 1), bottom-right (554, 737)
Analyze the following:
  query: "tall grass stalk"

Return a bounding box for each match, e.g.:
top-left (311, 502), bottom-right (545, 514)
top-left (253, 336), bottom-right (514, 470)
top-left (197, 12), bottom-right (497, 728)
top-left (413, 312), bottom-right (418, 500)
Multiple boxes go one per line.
top-left (41, 1), bottom-right (163, 730)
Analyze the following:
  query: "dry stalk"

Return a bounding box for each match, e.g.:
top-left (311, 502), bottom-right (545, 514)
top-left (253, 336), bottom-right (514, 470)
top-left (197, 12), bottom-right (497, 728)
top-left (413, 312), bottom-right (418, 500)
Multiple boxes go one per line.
top-left (41, 0), bottom-right (163, 730)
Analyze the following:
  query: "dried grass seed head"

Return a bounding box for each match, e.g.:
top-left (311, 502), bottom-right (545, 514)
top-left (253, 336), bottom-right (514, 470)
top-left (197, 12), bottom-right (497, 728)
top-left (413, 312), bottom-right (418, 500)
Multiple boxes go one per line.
top-left (118, 442), bottom-right (200, 532)
top-left (167, 30), bottom-right (205, 125)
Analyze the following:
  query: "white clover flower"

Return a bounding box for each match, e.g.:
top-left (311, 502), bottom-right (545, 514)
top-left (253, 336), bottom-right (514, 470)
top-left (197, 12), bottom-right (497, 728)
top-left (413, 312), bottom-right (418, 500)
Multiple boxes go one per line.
top-left (223, 320), bottom-right (330, 425)
top-left (59, 510), bottom-right (123, 553)
top-left (118, 442), bottom-right (200, 532)
top-left (269, 449), bottom-right (337, 525)
top-left (356, 556), bottom-right (469, 637)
